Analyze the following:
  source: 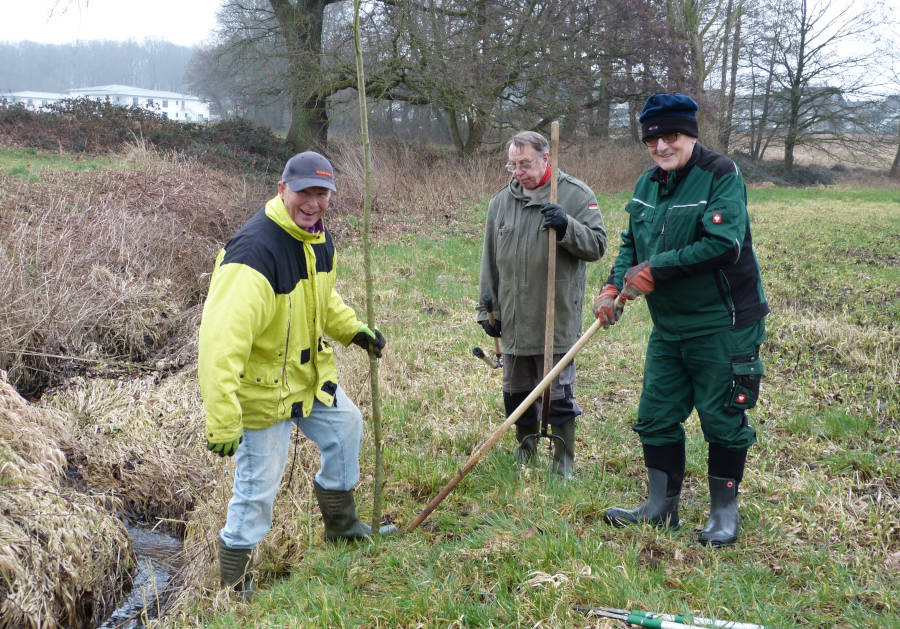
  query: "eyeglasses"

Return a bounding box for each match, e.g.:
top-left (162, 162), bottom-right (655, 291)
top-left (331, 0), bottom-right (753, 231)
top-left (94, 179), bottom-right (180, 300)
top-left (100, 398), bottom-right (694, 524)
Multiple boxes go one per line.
top-left (643, 133), bottom-right (680, 147)
top-left (505, 159), bottom-right (535, 173)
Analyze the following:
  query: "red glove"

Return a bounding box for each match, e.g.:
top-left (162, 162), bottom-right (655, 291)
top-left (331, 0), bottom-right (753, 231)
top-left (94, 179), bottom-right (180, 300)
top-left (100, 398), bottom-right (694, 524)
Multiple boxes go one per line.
top-left (592, 284), bottom-right (623, 328)
top-left (622, 261), bottom-right (655, 300)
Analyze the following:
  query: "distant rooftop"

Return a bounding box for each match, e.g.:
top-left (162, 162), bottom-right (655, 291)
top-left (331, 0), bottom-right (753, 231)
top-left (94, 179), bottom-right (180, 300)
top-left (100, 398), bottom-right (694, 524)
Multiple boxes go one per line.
top-left (2, 91), bottom-right (68, 99)
top-left (70, 84), bottom-right (203, 100)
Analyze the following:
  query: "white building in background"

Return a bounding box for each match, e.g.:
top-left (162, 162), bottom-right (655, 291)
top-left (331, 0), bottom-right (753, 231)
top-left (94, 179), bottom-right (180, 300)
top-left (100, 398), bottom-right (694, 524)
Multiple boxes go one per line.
top-left (0, 90), bottom-right (68, 111)
top-left (0, 84), bottom-right (211, 122)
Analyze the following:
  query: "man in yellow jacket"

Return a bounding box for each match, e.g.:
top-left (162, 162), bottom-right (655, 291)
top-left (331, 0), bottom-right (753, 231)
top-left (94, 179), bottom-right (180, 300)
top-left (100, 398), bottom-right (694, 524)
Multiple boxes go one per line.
top-left (199, 151), bottom-right (395, 596)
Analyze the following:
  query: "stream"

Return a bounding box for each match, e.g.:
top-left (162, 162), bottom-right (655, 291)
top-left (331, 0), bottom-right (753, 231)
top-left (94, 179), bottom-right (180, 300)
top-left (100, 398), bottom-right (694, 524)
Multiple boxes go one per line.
top-left (96, 522), bottom-right (183, 629)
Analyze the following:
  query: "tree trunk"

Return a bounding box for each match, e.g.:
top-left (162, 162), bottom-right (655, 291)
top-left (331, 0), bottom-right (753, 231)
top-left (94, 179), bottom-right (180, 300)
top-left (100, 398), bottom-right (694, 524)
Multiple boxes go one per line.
top-left (721, 2), bottom-right (741, 153)
top-left (462, 117), bottom-right (485, 156)
top-left (751, 38), bottom-right (778, 162)
top-left (890, 124), bottom-right (900, 178)
top-left (589, 59), bottom-right (612, 140)
top-left (447, 108), bottom-right (464, 154)
top-left (716, 0), bottom-right (734, 151)
top-left (271, 0), bottom-right (332, 152)
top-left (626, 65), bottom-right (640, 144)
top-left (287, 90), bottom-right (328, 151)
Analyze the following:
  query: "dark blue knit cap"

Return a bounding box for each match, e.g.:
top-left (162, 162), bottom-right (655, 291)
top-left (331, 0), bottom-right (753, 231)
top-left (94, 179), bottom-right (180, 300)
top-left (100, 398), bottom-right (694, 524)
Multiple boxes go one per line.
top-left (639, 92), bottom-right (699, 142)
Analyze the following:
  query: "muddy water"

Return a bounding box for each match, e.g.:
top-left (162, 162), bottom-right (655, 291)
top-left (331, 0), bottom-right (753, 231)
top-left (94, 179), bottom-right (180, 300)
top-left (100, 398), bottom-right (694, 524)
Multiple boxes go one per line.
top-left (96, 522), bottom-right (183, 629)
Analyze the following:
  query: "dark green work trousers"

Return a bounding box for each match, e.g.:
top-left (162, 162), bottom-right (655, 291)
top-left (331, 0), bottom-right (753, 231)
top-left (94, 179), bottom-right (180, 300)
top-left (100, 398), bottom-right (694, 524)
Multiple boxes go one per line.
top-left (634, 319), bottom-right (766, 450)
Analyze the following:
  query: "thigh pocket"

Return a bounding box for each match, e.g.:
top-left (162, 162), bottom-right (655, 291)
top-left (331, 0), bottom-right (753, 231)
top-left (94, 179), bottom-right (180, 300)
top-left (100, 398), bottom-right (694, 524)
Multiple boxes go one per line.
top-left (723, 355), bottom-right (764, 413)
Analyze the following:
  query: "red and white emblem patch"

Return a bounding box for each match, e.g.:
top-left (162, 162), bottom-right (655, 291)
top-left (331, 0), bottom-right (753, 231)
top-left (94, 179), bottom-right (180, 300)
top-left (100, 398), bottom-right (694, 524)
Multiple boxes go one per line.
top-left (736, 393), bottom-right (747, 403)
top-left (712, 213), bottom-right (723, 224)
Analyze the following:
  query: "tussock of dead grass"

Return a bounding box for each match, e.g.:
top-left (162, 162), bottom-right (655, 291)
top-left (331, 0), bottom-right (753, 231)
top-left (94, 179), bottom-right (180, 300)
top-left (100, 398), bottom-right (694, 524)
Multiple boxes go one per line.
top-left (0, 370), bottom-right (131, 629)
top-left (44, 367), bottom-right (215, 532)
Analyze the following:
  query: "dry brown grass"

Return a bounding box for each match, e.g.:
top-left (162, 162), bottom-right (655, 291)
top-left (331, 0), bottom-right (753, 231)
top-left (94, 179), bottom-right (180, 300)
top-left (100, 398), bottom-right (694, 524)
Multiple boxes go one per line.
top-left (729, 132), bottom-right (899, 171)
top-left (0, 370), bottom-right (131, 629)
top-left (323, 138), bottom-right (649, 242)
top-left (0, 145), bottom-right (267, 397)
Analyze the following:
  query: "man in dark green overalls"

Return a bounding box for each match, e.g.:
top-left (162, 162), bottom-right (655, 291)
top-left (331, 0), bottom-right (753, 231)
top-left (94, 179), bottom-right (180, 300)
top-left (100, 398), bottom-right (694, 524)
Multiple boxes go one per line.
top-left (592, 93), bottom-right (769, 546)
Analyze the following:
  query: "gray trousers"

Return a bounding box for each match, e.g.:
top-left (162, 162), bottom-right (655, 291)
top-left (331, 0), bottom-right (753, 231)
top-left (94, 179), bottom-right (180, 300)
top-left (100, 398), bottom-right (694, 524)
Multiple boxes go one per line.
top-left (502, 354), bottom-right (582, 427)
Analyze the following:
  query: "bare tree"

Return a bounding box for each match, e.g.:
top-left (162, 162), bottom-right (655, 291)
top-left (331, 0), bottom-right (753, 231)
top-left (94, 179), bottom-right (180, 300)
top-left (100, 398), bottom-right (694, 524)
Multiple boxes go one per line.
top-left (716, 0), bottom-right (743, 151)
top-left (743, 0), bottom-right (887, 173)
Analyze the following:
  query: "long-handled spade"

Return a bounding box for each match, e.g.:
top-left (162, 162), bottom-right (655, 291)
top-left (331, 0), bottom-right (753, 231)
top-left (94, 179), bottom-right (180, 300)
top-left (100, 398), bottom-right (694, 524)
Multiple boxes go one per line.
top-left (517, 121), bottom-right (564, 474)
top-left (405, 295), bottom-right (624, 533)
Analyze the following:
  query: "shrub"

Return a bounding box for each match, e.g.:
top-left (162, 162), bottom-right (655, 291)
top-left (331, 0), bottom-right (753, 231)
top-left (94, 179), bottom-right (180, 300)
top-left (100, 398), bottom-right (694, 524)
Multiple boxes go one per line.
top-left (0, 99), bottom-right (291, 174)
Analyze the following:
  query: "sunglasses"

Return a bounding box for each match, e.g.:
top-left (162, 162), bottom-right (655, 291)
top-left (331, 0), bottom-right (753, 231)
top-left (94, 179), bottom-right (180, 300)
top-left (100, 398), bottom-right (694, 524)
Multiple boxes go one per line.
top-left (643, 133), bottom-right (680, 147)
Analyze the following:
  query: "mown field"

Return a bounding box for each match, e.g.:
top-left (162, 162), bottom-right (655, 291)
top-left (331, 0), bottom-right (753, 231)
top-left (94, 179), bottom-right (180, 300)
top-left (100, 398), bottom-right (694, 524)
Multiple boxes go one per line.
top-left (0, 142), bottom-right (898, 628)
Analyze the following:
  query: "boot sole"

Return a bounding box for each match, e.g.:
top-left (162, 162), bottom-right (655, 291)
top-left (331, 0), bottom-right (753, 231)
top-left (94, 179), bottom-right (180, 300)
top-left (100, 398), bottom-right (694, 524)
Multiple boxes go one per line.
top-left (605, 512), bottom-right (680, 529)
top-left (698, 535), bottom-right (737, 547)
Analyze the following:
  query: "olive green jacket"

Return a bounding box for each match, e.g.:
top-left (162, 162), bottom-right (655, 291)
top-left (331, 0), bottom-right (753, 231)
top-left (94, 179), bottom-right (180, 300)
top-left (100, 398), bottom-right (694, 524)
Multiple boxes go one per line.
top-left (478, 170), bottom-right (607, 355)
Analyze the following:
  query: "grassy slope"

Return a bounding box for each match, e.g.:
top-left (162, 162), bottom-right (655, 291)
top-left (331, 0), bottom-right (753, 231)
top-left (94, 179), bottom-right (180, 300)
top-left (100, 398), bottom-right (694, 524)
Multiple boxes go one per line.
top-left (199, 187), bottom-right (899, 628)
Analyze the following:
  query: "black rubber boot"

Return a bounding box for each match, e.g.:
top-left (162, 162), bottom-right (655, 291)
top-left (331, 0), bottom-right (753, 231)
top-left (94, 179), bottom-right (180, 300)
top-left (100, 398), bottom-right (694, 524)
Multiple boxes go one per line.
top-left (605, 467), bottom-right (680, 528)
top-left (313, 481), bottom-right (397, 541)
top-left (699, 443), bottom-right (746, 546)
top-left (550, 419), bottom-right (575, 480)
top-left (218, 538), bottom-right (255, 599)
top-left (699, 475), bottom-right (740, 546)
top-left (605, 443), bottom-right (684, 528)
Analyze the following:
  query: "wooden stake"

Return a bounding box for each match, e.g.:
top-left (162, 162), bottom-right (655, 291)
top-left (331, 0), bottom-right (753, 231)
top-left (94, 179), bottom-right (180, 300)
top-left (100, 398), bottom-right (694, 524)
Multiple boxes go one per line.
top-left (352, 0), bottom-right (384, 536)
top-left (540, 121), bottom-right (560, 432)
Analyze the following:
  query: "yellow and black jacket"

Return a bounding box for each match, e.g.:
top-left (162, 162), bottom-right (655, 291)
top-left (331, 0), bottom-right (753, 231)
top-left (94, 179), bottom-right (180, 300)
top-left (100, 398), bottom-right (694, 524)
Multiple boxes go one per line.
top-left (199, 195), bottom-right (362, 444)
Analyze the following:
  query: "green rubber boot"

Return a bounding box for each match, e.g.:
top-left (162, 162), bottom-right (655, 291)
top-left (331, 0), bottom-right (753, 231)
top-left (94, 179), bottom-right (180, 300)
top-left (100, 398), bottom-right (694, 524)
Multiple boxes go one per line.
top-left (550, 420), bottom-right (575, 480)
top-left (218, 538), bottom-right (255, 599)
top-left (604, 467), bottom-right (680, 528)
top-left (699, 476), bottom-right (740, 546)
top-left (313, 481), bottom-right (397, 541)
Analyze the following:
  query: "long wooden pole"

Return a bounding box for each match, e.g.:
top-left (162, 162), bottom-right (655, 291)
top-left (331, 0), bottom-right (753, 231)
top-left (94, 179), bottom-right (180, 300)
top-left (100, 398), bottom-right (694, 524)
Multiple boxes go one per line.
top-left (405, 300), bottom-right (620, 533)
top-left (540, 121), bottom-right (560, 431)
top-left (352, 0), bottom-right (384, 536)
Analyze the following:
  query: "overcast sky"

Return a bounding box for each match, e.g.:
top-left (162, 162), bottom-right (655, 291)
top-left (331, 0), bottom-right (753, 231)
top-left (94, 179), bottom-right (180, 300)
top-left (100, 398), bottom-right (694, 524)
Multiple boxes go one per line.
top-left (0, 0), bottom-right (895, 51)
top-left (0, 0), bottom-right (223, 47)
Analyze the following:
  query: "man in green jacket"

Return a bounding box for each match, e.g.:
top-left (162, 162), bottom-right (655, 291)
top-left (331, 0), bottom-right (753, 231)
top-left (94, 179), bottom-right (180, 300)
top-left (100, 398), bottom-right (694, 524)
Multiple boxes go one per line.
top-left (593, 93), bottom-right (768, 546)
top-left (199, 151), bottom-right (395, 597)
top-left (479, 130), bottom-right (607, 479)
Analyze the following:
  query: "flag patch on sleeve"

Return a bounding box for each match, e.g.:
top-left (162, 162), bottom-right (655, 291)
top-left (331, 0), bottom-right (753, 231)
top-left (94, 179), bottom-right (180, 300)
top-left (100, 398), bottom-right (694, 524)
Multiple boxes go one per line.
top-left (588, 203), bottom-right (599, 210)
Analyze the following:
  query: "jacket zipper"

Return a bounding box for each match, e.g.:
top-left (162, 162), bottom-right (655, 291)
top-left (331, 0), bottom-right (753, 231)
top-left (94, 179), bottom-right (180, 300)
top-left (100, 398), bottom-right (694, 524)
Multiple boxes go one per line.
top-left (717, 270), bottom-right (736, 326)
top-left (280, 295), bottom-right (291, 417)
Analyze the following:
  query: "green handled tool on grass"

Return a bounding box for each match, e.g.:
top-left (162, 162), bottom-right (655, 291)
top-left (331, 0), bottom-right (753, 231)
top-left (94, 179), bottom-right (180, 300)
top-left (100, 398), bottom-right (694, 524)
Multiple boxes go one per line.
top-left (573, 605), bottom-right (769, 629)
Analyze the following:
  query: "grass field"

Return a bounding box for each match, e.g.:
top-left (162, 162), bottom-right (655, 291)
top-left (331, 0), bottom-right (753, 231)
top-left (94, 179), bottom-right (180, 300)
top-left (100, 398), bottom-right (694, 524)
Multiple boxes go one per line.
top-left (1, 143), bottom-right (897, 627)
top-left (190, 186), bottom-right (899, 628)
top-left (0, 146), bottom-right (125, 180)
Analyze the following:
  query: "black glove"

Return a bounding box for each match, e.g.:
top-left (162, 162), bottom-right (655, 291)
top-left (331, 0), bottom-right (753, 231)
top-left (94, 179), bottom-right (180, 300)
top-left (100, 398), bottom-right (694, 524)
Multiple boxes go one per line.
top-left (540, 203), bottom-right (568, 240)
top-left (479, 318), bottom-right (501, 338)
top-left (351, 325), bottom-right (386, 358)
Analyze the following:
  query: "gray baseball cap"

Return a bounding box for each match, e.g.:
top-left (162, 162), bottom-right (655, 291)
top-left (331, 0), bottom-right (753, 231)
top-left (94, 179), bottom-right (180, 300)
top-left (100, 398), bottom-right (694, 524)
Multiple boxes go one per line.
top-left (281, 151), bottom-right (336, 192)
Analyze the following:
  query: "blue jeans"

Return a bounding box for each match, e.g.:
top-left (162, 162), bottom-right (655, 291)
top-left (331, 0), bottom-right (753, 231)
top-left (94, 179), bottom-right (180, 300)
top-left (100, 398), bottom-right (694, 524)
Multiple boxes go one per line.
top-left (219, 385), bottom-right (363, 549)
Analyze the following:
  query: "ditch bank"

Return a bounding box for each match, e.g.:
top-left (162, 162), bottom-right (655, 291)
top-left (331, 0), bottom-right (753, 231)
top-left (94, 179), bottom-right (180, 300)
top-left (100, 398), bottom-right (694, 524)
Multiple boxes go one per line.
top-left (0, 368), bottom-right (215, 628)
